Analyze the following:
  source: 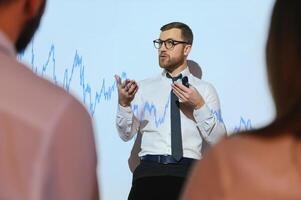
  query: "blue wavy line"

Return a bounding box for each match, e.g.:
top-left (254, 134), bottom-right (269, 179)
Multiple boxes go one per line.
top-left (233, 117), bottom-right (253, 132)
top-left (19, 43), bottom-right (251, 131)
top-left (19, 43), bottom-right (127, 116)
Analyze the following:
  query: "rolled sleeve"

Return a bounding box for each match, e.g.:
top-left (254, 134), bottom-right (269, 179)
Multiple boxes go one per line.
top-left (193, 82), bottom-right (227, 145)
top-left (116, 104), bottom-right (139, 141)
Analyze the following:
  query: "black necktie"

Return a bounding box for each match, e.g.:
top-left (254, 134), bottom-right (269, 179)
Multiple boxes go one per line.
top-left (166, 73), bottom-right (183, 161)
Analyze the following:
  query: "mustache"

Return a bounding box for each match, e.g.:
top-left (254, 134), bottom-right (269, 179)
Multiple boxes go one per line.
top-left (159, 53), bottom-right (169, 57)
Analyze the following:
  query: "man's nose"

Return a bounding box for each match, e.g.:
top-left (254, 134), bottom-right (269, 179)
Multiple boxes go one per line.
top-left (159, 42), bottom-right (167, 52)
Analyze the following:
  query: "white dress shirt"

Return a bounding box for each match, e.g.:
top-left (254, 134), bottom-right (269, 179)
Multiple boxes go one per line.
top-left (116, 67), bottom-right (226, 160)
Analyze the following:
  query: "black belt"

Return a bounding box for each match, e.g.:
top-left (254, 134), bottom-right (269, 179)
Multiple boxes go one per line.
top-left (140, 155), bottom-right (196, 165)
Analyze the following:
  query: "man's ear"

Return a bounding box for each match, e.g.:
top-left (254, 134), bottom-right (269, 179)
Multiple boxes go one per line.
top-left (24, 0), bottom-right (44, 18)
top-left (184, 44), bottom-right (192, 57)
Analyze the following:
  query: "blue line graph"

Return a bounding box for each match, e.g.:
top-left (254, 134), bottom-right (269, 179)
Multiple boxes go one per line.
top-left (19, 43), bottom-right (253, 132)
top-left (19, 43), bottom-right (127, 116)
top-left (233, 117), bottom-right (253, 133)
top-left (132, 96), bottom-right (225, 128)
top-left (132, 97), bottom-right (171, 128)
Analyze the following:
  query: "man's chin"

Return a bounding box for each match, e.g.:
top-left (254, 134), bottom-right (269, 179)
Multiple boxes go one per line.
top-left (159, 64), bottom-right (174, 72)
top-left (159, 64), bottom-right (168, 69)
top-left (15, 0), bottom-right (46, 53)
top-left (159, 60), bottom-right (170, 68)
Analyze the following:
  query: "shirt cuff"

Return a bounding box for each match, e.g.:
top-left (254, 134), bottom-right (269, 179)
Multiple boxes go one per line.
top-left (193, 104), bottom-right (212, 122)
top-left (118, 104), bottom-right (132, 116)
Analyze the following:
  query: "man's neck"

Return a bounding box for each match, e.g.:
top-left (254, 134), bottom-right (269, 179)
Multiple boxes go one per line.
top-left (167, 61), bottom-right (187, 77)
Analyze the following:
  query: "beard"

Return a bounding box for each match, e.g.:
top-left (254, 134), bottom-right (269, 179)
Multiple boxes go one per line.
top-left (15, 0), bottom-right (46, 53)
top-left (159, 53), bottom-right (185, 72)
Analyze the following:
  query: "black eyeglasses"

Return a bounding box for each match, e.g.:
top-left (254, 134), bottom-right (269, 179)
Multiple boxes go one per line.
top-left (153, 39), bottom-right (189, 49)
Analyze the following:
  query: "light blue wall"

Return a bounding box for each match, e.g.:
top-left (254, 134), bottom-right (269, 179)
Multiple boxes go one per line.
top-left (21, 0), bottom-right (275, 199)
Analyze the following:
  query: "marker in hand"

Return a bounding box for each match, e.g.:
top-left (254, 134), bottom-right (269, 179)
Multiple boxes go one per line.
top-left (115, 74), bottom-right (139, 107)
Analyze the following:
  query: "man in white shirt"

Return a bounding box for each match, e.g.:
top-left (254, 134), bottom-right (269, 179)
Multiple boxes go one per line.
top-left (115, 22), bottom-right (226, 200)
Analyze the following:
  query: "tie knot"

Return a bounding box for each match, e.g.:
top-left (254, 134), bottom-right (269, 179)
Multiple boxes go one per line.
top-left (166, 73), bottom-right (182, 82)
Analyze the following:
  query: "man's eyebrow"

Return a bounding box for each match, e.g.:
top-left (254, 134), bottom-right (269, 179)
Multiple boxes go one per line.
top-left (159, 38), bottom-right (176, 41)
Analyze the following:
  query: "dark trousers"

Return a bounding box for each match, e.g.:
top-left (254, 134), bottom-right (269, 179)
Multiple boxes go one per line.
top-left (128, 176), bottom-right (185, 200)
top-left (128, 160), bottom-right (195, 200)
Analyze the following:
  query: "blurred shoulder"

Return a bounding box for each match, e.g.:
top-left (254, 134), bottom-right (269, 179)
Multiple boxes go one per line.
top-left (201, 132), bottom-right (295, 173)
top-left (0, 58), bottom-right (90, 129)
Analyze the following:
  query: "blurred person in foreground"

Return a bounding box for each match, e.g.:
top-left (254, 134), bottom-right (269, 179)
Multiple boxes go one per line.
top-left (182, 0), bottom-right (301, 199)
top-left (0, 0), bottom-right (99, 199)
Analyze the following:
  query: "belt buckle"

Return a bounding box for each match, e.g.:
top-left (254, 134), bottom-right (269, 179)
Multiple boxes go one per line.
top-left (161, 155), bottom-right (169, 165)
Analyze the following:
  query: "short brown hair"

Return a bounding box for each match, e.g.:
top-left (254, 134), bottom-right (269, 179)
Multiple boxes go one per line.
top-left (161, 22), bottom-right (193, 45)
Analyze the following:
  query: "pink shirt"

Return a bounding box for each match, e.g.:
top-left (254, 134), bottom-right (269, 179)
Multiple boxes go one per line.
top-left (0, 31), bottom-right (99, 200)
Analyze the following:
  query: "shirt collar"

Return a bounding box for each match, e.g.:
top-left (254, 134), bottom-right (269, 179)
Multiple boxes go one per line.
top-left (161, 66), bottom-right (191, 79)
top-left (0, 30), bottom-right (16, 57)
